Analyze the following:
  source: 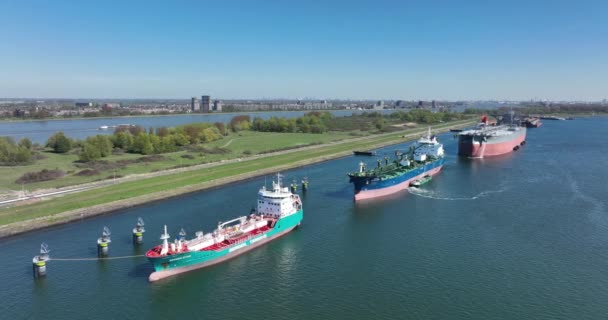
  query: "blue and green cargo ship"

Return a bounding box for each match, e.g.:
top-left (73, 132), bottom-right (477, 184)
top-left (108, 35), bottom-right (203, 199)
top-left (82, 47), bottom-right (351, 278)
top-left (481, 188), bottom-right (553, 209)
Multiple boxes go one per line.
top-left (348, 129), bottom-right (445, 201)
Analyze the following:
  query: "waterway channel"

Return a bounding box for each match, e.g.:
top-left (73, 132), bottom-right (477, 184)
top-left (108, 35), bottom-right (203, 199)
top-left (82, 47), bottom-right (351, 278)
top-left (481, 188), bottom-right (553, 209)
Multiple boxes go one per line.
top-left (1, 117), bottom-right (607, 319)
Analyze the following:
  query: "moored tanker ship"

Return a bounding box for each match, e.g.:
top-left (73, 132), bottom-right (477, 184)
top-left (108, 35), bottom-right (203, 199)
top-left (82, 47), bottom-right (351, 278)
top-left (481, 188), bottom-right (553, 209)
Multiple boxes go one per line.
top-left (457, 117), bottom-right (526, 158)
top-left (146, 173), bottom-right (303, 282)
top-left (348, 129), bottom-right (445, 201)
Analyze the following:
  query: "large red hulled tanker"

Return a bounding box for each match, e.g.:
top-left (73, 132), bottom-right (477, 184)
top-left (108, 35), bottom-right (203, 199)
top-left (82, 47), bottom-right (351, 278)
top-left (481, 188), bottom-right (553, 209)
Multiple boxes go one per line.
top-left (457, 116), bottom-right (526, 158)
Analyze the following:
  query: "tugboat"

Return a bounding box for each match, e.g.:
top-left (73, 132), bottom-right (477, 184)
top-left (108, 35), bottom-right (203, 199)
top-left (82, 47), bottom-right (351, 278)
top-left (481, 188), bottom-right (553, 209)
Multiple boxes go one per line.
top-left (146, 173), bottom-right (303, 282)
top-left (410, 175), bottom-right (432, 187)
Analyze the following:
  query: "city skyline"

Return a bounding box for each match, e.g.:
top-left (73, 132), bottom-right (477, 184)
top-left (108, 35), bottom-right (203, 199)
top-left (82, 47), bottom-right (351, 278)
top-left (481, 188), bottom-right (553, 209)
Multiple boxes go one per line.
top-left (0, 1), bottom-right (607, 101)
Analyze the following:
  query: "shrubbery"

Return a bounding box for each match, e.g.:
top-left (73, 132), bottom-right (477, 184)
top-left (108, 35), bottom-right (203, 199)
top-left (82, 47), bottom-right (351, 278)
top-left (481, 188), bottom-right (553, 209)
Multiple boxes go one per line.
top-left (16, 169), bottom-right (65, 184)
top-left (0, 137), bottom-right (33, 165)
top-left (252, 112), bottom-right (331, 133)
top-left (46, 132), bottom-right (72, 153)
top-left (229, 116), bottom-right (251, 132)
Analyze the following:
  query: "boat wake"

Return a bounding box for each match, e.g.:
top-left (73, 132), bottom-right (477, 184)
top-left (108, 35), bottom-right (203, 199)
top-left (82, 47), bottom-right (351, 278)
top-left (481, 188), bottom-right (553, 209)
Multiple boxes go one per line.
top-left (566, 174), bottom-right (606, 229)
top-left (406, 187), bottom-right (506, 201)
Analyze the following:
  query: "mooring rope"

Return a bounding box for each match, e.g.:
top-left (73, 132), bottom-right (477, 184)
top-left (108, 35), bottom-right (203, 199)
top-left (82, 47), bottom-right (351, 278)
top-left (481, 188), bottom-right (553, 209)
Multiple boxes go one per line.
top-left (48, 254), bottom-right (146, 261)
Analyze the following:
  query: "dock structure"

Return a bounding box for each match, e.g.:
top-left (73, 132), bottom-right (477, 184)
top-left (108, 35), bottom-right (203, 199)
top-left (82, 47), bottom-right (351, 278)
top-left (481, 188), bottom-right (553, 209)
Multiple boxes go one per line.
top-left (32, 243), bottom-right (50, 278)
top-left (132, 218), bottom-right (145, 244)
top-left (97, 227), bottom-right (112, 257)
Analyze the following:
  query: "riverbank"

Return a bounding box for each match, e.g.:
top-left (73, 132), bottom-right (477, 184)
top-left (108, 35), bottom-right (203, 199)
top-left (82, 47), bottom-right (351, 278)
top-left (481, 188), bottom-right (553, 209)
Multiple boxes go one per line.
top-left (0, 108), bottom-right (374, 123)
top-left (1, 131), bottom-right (355, 192)
top-left (0, 119), bottom-right (475, 238)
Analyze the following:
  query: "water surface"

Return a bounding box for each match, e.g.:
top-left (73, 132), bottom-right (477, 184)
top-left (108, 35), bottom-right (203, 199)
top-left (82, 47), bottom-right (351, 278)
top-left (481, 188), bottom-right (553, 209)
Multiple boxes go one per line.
top-left (1, 118), bottom-right (607, 319)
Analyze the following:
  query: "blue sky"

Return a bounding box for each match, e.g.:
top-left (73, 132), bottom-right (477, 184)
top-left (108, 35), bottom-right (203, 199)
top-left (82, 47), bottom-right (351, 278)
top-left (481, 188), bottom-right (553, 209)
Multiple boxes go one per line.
top-left (0, 0), bottom-right (606, 100)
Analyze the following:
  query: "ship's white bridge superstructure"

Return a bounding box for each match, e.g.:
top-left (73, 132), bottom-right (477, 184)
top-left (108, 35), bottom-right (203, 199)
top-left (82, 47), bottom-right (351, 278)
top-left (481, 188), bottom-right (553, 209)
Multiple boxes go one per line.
top-left (412, 128), bottom-right (445, 161)
top-left (257, 173), bottom-right (302, 219)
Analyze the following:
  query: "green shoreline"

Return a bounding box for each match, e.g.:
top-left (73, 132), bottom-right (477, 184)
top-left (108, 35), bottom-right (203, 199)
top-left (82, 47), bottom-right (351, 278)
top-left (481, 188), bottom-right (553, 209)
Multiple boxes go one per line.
top-left (0, 119), bottom-right (474, 238)
top-left (0, 109), bottom-right (357, 123)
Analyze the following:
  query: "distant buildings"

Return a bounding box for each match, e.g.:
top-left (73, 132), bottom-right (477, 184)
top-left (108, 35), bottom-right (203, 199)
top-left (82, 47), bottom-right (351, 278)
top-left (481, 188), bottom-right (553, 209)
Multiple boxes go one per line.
top-left (191, 97), bottom-right (200, 112)
top-left (431, 100), bottom-right (436, 108)
top-left (13, 109), bottom-right (26, 117)
top-left (190, 95), bottom-right (221, 112)
top-left (213, 100), bottom-right (222, 112)
top-left (103, 103), bottom-right (120, 109)
top-left (75, 102), bottom-right (93, 108)
top-left (201, 95), bottom-right (211, 113)
top-left (373, 100), bottom-right (384, 110)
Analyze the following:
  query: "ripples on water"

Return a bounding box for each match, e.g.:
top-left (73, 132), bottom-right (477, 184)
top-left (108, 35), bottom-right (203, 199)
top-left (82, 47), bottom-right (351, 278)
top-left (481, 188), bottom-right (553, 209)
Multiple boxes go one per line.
top-left (2, 118), bottom-right (608, 319)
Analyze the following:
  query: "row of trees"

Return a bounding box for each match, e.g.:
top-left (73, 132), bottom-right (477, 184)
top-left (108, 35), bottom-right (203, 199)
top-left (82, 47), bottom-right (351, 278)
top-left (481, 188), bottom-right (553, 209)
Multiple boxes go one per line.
top-left (36, 111), bottom-right (467, 163)
top-left (464, 104), bottom-right (608, 117)
top-left (251, 112), bottom-right (332, 134)
top-left (388, 109), bottom-right (467, 124)
top-left (249, 110), bottom-right (463, 134)
top-left (45, 122), bottom-right (226, 162)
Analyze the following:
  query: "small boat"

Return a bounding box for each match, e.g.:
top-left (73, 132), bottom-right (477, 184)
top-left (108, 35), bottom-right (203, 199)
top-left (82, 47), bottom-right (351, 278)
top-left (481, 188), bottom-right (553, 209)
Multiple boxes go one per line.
top-left (98, 125), bottom-right (109, 130)
top-left (353, 151), bottom-right (376, 156)
top-left (410, 175), bottom-right (432, 187)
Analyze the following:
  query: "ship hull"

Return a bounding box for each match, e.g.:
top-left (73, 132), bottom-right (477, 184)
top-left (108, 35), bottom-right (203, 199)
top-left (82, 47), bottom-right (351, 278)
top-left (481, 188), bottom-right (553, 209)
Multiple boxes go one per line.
top-left (148, 210), bottom-right (303, 282)
top-left (352, 158), bottom-right (444, 201)
top-left (458, 128), bottom-right (526, 158)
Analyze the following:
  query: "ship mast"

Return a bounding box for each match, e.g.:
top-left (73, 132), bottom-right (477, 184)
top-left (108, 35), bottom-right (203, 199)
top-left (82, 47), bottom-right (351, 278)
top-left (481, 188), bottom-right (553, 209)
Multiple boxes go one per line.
top-left (160, 225), bottom-right (170, 255)
top-left (273, 173), bottom-right (283, 192)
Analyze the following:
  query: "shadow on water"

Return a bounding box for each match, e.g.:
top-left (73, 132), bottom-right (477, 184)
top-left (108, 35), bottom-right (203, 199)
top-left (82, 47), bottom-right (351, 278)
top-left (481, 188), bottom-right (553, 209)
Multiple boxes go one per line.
top-left (33, 276), bottom-right (48, 293)
top-left (455, 151), bottom-right (516, 165)
top-left (323, 184), bottom-right (353, 200)
top-left (131, 244), bottom-right (146, 256)
top-left (128, 262), bottom-right (154, 279)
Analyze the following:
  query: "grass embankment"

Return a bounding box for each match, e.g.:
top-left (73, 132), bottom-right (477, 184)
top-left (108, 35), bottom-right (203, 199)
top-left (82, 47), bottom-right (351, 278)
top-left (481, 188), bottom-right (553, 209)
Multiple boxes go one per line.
top-left (1, 131), bottom-right (354, 191)
top-left (0, 119), bottom-right (474, 237)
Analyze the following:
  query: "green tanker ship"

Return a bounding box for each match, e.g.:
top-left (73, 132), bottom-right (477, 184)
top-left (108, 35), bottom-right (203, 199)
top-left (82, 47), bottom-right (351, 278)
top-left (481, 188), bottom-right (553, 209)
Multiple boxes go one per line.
top-left (146, 173), bottom-right (303, 282)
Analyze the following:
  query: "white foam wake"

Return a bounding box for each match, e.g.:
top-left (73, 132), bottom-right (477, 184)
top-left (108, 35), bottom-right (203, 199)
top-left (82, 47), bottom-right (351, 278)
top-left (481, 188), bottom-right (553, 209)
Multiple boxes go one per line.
top-left (406, 187), bottom-right (506, 201)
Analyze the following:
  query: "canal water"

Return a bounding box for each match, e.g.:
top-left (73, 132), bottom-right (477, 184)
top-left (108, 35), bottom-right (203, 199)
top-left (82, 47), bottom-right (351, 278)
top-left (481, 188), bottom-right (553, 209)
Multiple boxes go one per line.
top-left (1, 117), bottom-right (608, 319)
top-left (0, 110), bottom-right (392, 144)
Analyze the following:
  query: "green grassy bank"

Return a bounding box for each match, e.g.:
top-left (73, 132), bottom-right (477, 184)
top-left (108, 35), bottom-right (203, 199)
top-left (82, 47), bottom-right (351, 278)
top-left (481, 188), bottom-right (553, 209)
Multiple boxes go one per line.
top-left (0, 119), bottom-right (474, 237)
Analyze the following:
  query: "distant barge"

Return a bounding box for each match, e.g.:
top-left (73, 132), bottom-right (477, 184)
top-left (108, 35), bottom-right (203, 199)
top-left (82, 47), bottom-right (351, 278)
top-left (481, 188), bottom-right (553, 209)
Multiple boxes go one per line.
top-left (540, 116), bottom-right (566, 121)
top-left (353, 151), bottom-right (376, 156)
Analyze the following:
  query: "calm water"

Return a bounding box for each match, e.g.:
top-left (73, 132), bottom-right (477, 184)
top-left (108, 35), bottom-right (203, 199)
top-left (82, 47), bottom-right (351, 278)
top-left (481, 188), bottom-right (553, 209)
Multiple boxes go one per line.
top-left (0, 110), bottom-right (391, 144)
top-left (1, 118), bottom-right (608, 319)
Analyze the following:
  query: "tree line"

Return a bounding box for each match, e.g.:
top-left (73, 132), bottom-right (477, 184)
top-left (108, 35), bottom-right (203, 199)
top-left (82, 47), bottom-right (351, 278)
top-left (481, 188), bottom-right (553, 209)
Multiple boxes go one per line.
top-left (464, 103), bottom-right (608, 117)
top-left (44, 122), bottom-right (227, 162)
top-left (249, 110), bottom-right (466, 134)
top-left (3, 110), bottom-right (467, 165)
top-left (251, 111), bottom-right (332, 133)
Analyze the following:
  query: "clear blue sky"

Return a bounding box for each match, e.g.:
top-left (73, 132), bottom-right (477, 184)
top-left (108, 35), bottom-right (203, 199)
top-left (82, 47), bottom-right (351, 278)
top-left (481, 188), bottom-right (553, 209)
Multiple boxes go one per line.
top-left (0, 0), bottom-right (606, 100)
